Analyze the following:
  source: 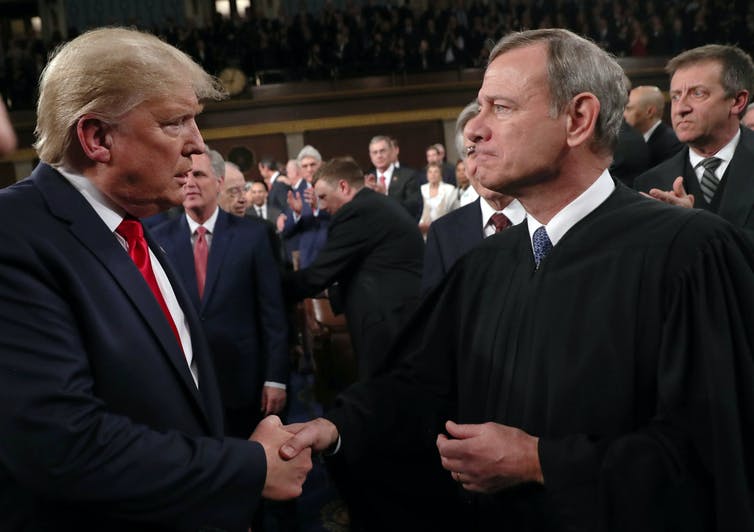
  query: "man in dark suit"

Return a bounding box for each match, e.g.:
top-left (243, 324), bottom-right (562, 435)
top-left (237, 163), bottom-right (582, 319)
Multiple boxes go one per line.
top-left (285, 157), bottom-right (423, 379)
top-left (609, 118), bottom-right (650, 187)
top-left (0, 27), bottom-right (310, 531)
top-left (259, 156), bottom-right (289, 213)
top-left (368, 134), bottom-right (420, 218)
top-left (247, 179), bottom-right (283, 223)
top-left (635, 44), bottom-right (754, 242)
top-left (624, 85), bottom-right (683, 167)
top-left (153, 148), bottom-right (289, 438)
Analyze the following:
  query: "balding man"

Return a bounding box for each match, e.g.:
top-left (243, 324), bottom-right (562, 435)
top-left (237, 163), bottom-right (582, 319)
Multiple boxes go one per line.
top-left (624, 85), bottom-right (683, 166)
top-left (219, 161), bottom-right (248, 217)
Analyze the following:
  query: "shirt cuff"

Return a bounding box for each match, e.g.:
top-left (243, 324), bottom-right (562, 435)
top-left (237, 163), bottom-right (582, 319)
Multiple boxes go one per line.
top-left (263, 381), bottom-right (286, 390)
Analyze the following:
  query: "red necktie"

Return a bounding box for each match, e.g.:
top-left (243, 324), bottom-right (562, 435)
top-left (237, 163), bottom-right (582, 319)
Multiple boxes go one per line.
top-left (194, 226), bottom-right (209, 299)
top-left (490, 212), bottom-right (511, 233)
top-left (116, 217), bottom-right (182, 348)
top-left (378, 173), bottom-right (387, 193)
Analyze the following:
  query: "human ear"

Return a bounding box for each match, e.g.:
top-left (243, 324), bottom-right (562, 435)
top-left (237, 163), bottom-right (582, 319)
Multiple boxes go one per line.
top-left (76, 115), bottom-right (113, 163)
top-left (565, 93), bottom-right (600, 149)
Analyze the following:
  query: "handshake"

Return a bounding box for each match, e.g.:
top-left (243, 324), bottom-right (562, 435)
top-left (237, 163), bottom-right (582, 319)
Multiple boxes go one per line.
top-left (249, 416), bottom-right (339, 499)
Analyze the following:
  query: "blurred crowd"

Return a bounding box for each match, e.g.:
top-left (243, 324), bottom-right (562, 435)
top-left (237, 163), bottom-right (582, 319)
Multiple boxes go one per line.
top-left (3, 0), bottom-right (754, 109)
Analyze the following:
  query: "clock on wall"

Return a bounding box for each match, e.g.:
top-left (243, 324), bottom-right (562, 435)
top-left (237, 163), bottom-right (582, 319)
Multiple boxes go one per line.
top-left (219, 67), bottom-right (247, 96)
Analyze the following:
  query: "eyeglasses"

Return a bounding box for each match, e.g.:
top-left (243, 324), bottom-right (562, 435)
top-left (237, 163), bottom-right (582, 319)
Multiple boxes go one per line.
top-left (225, 187), bottom-right (245, 198)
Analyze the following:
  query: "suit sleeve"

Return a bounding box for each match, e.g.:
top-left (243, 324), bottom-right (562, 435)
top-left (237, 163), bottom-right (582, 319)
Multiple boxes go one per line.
top-left (0, 228), bottom-right (265, 531)
top-left (421, 222), bottom-right (446, 296)
top-left (284, 203), bottom-right (368, 301)
top-left (251, 228), bottom-right (290, 385)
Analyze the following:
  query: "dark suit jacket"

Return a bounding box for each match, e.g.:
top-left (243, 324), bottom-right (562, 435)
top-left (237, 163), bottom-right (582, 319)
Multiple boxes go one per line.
top-left (387, 166), bottom-right (421, 219)
top-left (635, 126), bottom-right (754, 242)
top-left (285, 187), bottom-right (424, 380)
top-left (422, 197), bottom-right (484, 295)
top-left (153, 210), bottom-right (289, 417)
top-left (267, 174), bottom-right (290, 213)
top-left (0, 164), bottom-right (264, 531)
top-left (281, 179), bottom-right (310, 263)
top-left (610, 119), bottom-right (651, 188)
top-left (647, 121), bottom-right (683, 168)
top-left (248, 202), bottom-right (282, 224)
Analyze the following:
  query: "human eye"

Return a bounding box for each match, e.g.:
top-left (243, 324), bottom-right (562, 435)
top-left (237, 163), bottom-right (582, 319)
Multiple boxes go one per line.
top-left (692, 87), bottom-right (707, 99)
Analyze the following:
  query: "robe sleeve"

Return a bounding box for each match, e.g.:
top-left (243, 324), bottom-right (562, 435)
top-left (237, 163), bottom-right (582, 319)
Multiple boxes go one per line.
top-left (539, 217), bottom-right (754, 531)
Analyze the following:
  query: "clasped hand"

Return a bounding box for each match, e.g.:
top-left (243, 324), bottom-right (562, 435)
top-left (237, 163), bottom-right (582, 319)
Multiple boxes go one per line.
top-left (436, 420), bottom-right (543, 493)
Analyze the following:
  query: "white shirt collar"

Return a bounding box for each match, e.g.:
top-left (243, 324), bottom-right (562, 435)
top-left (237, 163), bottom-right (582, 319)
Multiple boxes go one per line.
top-left (56, 165), bottom-right (126, 233)
top-left (479, 197), bottom-right (526, 231)
top-left (688, 128), bottom-right (740, 181)
top-left (643, 119), bottom-right (662, 142)
top-left (526, 169), bottom-right (615, 247)
top-left (186, 206), bottom-right (219, 234)
top-left (269, 171), bottom-right (280, 185)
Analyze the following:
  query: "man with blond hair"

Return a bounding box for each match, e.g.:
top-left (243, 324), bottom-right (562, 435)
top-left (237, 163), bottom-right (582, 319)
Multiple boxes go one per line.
top-left (0, 27), bottom-right (310, 531)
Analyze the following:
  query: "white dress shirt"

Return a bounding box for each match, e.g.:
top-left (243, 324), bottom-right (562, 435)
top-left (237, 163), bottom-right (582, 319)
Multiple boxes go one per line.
top-left (480, 197), bottom-right (527, 238)
top-left (58, 166), bottom-right (198, 386)
top-left (688, 128), bottom-right (739, 187)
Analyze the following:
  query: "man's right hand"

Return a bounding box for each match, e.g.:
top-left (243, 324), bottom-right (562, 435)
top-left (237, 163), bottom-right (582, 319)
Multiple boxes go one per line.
top-left (249, 415), bottom-right (312, 500)
top-left (280, 418), bottom-right (339, 459)
top-left (287, 190), bottom-right (303, 215)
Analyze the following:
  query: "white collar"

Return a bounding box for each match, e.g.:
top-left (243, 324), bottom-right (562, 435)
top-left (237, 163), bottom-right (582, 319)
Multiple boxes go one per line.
top-left (56, 165), bottom-right (126, 233)
top-left (688, 128), bottom-right (740, 169)
top-left (479, 197), bottom-right (527, 228)
top-left (643, 119), bottom-right (662, 142)
top-left (186, 206), bottom-right (219, 234)
top-left (526, 169), bottom-right (615, 247)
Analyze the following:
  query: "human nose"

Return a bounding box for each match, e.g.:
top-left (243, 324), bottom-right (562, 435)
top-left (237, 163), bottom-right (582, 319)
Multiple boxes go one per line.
top-left (465, 111), bottom-right (488, 146)
top-left (183, 118), bottom-right (205, 156)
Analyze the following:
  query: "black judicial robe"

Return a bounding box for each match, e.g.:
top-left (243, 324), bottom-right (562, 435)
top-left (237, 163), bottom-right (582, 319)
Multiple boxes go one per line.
top-left (326, 184), bottom-right (754, 532)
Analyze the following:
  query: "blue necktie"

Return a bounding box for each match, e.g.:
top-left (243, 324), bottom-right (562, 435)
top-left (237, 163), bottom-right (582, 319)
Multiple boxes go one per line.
top-left (532, 226), bottom-right (553, 268)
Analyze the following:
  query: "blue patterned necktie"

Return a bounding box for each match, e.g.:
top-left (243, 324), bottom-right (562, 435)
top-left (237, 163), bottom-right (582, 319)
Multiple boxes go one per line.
top-left (532, 226), bottom-right (553, 268)
top-left (698, 157), bottom-right (722, 204)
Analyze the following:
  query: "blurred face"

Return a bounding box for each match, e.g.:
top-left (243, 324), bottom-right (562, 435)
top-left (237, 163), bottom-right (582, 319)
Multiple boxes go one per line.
top-left (300, 156), bottom-right (321, 182)
top-left (670, 61), bottom-right (743, 153)
top-left (219, 164), bottom-right (247, 217)
top-left (465, 43), bottom-right (567, 194)
top-left (314, 179), bottom-right (349, 215)
top-left (183, 152), bottom-right (221, 220)
top-left (623, 88), bottom-right (648, 130)
top-left (455, 160), bottom-right (469, 188)
top-left (426, 148), bottom-right (441, 164)
top-left (250, 182), bottom-right (268, 206)
top-left (427, 165), bottom-right (442, 184)
top-left (369, 140), bottom-right (391, 172)
top-left (98, 86), bottom-right (204, 217)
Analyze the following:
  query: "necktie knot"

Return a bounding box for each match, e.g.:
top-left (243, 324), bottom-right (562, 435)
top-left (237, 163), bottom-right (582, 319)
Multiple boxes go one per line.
top-left (116, 217), bottom-right (144, 243)
top-left (489, 212), bottom-right (510, 233)
top-left (195, 226), bottom-right (207, 237)
top-left (698, 157), bottom-right (722, 203)
top-left (532, 226), bottom-right (553, 268)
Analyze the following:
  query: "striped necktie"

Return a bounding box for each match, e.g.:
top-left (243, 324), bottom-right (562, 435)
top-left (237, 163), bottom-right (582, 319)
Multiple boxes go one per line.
top-left (698, 157), bottom-right (722, 204)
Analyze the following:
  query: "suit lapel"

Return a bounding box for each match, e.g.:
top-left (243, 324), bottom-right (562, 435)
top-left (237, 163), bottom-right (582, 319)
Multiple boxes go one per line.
top-left (717, 128), bottom-right (754, 227)
top-left (33, 165), bottom-right (210, 426)
top-left (202, 210), bottom-right (233, 310)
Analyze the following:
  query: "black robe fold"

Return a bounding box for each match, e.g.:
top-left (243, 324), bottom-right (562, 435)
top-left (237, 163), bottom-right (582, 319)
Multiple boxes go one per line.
top-left (327, 184), bottom-right (754, 531)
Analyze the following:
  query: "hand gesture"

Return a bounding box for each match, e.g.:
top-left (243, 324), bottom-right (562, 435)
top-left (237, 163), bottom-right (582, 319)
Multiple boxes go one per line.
top-left (287, 190), bottom-right (303, 215)
top-left (641, 176), bottom-right (695, 208)
top-left (303, 187), bottom-right (317, 210)
top-left (436, 420), bottom-right (542, 493)
top-left (280, 418), bottom-right (339, 459)
top-left (249, 415), bottom-right (312, 500)
top-left (276, 213), bottom-right (287, 232)
top-left (261, 386), bottom-right (287, 416)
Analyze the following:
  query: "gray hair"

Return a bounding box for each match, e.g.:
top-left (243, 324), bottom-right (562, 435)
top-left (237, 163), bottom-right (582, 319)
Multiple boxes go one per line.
top-left (35, 27), bottom-right (226, 165)
top-left (489, 28), bottom-right (626, 154)
top-left (206, 148), bottom-right (225, 179)
top-left (297, 145), bottom-right (322, 163)
top-left (455, 102), bottom-right (479, 159)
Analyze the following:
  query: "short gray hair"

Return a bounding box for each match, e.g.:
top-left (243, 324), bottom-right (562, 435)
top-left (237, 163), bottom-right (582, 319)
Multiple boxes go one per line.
top-left (206, 148), bottom-right (225, 179)
top-left (455, 102), bottom-right (479, 159)
top-left (297, 145), bottom-right (322, 163)
top-left (489, 28), bottom-right (626, 154)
